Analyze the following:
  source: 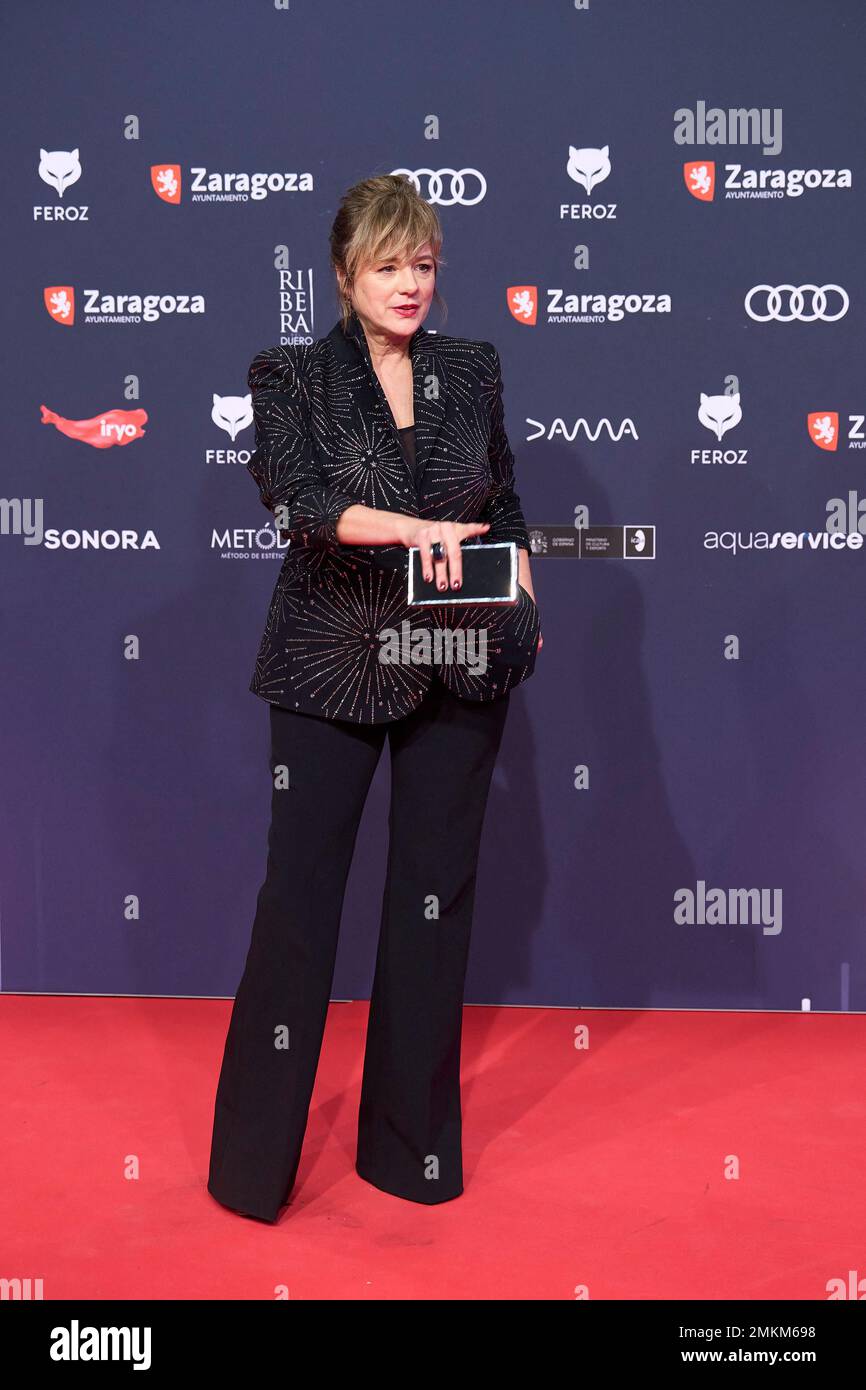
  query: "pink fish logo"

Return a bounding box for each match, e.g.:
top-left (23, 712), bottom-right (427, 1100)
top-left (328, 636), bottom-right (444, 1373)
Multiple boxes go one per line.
top-left (40, 405), bottom-right (148, 448)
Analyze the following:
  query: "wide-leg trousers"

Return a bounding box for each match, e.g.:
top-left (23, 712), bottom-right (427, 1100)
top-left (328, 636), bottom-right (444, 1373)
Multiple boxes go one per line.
top-left (207, 677), bottom-right (510, 1222)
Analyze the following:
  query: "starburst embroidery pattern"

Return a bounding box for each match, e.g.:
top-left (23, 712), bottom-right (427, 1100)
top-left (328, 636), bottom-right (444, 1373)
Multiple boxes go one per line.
top-left (244, 313), bottom-right (538, 724)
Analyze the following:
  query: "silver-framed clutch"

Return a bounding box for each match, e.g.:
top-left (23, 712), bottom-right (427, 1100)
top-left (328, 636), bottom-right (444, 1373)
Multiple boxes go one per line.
top-left (407, 540), bottom-right (518, 606)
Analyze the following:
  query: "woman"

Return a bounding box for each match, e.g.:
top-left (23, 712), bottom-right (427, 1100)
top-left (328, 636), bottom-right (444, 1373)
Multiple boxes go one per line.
top-left (207, 173), bottom-right (542, 1223)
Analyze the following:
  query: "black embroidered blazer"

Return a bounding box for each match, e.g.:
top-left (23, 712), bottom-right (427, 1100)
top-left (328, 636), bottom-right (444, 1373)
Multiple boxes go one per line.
top-left (245, 309), bottom-right (540, 724)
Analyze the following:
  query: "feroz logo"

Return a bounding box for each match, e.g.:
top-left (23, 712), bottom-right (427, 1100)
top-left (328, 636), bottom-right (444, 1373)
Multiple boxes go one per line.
top-left (151, 165), bottom-right (181, 203)
top-left (698, 391), bottom-right (742, 442)
top-left (566, 145), bottom-right (611, 194)
top-left (507, 287), bottom-right (537, 325)
top-left (39, 147), bottom-right (82, 196)
top-left (44, 286), bottom-right (74, 324)
top-left (35, 149), bottom-right (89, 222)
top-left (684, 161), bottom-right (715, 200)
top-left (808, 412), bottom-right (839, 451)
top-left (211, 394), bottom-right (253, 442)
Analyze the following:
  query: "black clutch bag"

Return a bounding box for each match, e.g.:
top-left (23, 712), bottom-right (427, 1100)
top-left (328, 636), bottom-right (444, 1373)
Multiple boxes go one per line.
top-left (405, 538), bottom-right (541, 695)
top-left (407, 540), bottom-right (518, 606)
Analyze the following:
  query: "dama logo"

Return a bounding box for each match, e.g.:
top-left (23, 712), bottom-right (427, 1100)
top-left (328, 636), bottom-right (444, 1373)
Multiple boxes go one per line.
top-left (151, 164), bottom-right (181, 204)
top-left (808, 411), bottom-right (839, 451)
top-left (44, 286), bottom-right (74, 325)
top-left (507, 286), bottom-right (537, 325)
top-left (40, 405), bottom-right (148, 448)
top-left (684, 161), bottom-right (715, 201)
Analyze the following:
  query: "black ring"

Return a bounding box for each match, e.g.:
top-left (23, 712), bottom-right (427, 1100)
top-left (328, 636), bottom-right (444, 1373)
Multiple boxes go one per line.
top-left (430, 541), bottom-right (444, 561)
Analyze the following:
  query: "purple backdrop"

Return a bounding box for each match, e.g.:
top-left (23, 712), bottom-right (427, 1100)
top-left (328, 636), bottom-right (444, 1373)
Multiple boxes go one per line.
top-left (2, 0), bottom-right (865, 1010)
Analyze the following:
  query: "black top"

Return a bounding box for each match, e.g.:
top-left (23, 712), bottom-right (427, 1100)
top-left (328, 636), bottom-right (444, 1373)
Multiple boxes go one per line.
top-left (397, 423), bottom-right (416, 477)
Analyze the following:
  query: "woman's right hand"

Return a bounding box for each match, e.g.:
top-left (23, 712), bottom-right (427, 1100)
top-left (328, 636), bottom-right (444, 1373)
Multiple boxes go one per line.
top-left (400, 517), bottom-right (491, 591)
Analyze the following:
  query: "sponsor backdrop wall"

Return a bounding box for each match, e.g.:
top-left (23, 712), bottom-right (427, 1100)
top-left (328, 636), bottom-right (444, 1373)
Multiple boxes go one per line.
top-left (3, 0), bottom-right (864, 1011)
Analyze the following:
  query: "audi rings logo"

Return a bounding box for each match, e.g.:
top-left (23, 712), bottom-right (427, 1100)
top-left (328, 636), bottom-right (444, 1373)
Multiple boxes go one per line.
top-left (745, 284), bottom-right (849, 322)
top-left (391, 167), bottom-right (487, 206)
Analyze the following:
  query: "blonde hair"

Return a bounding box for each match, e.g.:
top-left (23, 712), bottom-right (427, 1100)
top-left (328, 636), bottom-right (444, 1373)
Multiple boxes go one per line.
top-left (329, 173), bottom-right (447, 332)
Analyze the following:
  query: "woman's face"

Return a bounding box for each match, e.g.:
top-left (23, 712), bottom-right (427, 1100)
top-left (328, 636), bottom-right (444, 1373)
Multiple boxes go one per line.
top-left (347, 241), bottom-right (436, 341)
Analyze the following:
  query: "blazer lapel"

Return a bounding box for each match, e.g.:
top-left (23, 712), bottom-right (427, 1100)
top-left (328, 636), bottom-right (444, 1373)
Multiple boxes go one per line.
top-left (327, 310), bottom-right (446, 492)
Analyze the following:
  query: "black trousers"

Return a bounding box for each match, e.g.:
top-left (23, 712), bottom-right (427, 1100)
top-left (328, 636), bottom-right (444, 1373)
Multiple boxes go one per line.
top-left (207, 677), bottom-right (510, 1221)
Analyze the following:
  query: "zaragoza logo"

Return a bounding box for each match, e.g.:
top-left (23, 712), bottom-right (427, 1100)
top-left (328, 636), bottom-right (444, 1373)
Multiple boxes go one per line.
top-left (684, 161), bottom-right (715, 201)
top-left (151, 165), bottom-right (181, 204)
top-left (808, 412), bottom-right (839, 451)
top-left (507, 286), bottom-right (537, 325)
top-left (44, 286), bottom-right (74, 324)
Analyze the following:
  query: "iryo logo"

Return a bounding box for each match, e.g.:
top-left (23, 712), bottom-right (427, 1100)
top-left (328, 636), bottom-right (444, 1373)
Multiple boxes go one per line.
top-left (40, 406), bottom-right (148, 449)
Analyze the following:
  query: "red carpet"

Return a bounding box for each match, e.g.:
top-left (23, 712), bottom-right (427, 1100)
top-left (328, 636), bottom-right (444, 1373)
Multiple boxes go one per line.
top-left (2, 996), bottom-right (862, 1300)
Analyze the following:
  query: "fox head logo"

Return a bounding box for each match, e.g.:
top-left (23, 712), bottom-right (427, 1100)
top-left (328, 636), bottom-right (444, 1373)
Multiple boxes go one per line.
top-left (698, 391), bottom-right (742, 441)
top-left (212, 393), bottom-right (254, 441)
top-left (685, 161), bottom-right (715, 201)
top-left (507, 287), bottom-right (537, 325)
top-left (566, 145), bottom-right (611, 195)
top-left (808, 411), bottom-right (839, 451)
top-left (151, 164), bottom-right (182, 204)
top-left (39, 148), bottom-right (82, 197)
top-left (44, 287), bottom-right (75, 325)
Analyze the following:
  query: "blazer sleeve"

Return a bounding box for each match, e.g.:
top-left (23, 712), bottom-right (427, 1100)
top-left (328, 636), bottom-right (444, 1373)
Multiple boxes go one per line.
top-left (478, 344), bottom-right (532, 553)
top-left (246, 346), bottom-right (359, 554)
